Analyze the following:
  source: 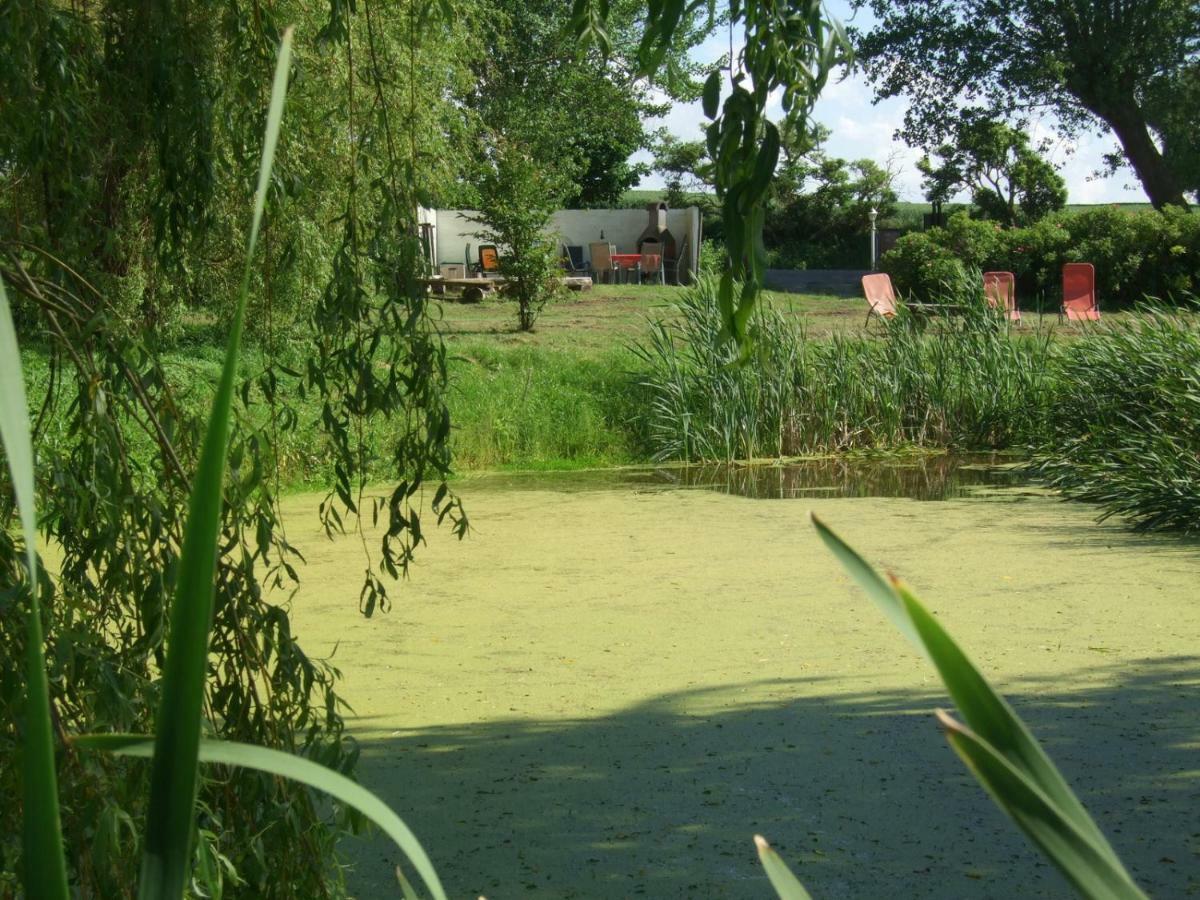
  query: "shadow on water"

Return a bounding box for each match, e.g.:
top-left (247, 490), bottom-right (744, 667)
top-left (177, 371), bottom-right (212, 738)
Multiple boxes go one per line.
top-left (346, 657), bottom-right (1200, 899)
top-left (460, 454), bottom-right (1028, 502)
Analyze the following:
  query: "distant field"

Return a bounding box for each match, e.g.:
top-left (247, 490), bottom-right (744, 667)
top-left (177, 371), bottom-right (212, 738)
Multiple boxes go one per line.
top-left (621, 191), bottom-right (1162, 227)
top-left (438, 281), bottom-right (1169, 353)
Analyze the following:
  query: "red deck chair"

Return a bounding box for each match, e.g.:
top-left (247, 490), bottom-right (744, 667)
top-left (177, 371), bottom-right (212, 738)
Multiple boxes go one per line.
top-left (862, 273), bottom-right (899, 325)
top-left (983, 271), bottom-right (1020, 322)
top-left (1062, 263), bottom-right (1100, 321)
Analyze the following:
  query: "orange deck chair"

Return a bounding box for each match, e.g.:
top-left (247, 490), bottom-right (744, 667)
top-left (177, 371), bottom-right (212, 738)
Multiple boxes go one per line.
top-left (639, 250), bottom-right (665, 285)
top-left (861, 273), bottom-right (899, 325)
top-left (478, 244), bottom-right (501, 276)
top-left (1062, 263), bottom-right (1100, 321)
top-left (983, 271), bottom-right (1021, 322)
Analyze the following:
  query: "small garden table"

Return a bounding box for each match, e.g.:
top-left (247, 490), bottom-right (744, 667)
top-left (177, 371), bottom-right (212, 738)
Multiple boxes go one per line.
top-left (610, 253), bottom-right (642, 284)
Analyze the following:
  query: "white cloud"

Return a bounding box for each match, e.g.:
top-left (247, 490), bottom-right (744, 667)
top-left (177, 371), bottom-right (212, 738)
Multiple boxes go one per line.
top-left (635, 11), bottom-right (1151, 206)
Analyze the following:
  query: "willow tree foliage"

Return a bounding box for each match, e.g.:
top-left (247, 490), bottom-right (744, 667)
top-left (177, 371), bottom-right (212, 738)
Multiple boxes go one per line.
top-left (0, 1), bottom-right (468, 893)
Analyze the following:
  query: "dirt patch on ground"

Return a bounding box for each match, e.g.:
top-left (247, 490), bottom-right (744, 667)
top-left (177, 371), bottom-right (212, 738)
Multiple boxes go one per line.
top-left (283, 478), bottom-right (1200, 898)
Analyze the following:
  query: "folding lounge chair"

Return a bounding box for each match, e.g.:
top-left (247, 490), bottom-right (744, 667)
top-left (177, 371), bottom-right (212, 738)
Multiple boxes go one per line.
top-left (861, 273), bottom-right (899, 325)
top-left (588, 241), bottom-right (616, 284)
top-left (1062, 262), bottom-right (1100, 322)
top-left (983, 271), bottom-right (1021, 322)
top-left (639, 251), bottom-right (665, 285)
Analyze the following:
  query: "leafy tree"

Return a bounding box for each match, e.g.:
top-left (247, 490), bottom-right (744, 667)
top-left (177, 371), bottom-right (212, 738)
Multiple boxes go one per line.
top-left (463, 0), bottom-right (710, 207)
top-left (851, 0), bottom-right (1199, 209)
top-left (471, 138), bottom-right (570, 331)
top-left (648, 122), bottom-right (896, 268)
top-left (917, 118), bottom-right (1067, 225)
top-left (652, 133), bottom-right (713, 206)
top-left (766, 130), bottom-right (899, 268)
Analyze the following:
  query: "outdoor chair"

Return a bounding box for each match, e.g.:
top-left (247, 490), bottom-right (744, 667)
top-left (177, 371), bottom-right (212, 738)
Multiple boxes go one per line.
top-left (562, 245), bottom-right (588, 274)
top-left (639, 251), bottom-right (665, 285)
top-left (983, 271), bottom-right (1021, 322)
top-left (479, 244), bottom-right (501, 277)
top-left (1062, 262), bottom-right (1100, 322)
top-left (588, 241), bottom-right (616, 284)
top-left (861, 273), bottom-right (899, 325)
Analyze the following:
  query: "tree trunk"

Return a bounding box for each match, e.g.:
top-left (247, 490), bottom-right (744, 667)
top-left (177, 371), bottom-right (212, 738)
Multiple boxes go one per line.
top-left (1098, 101), bottom-right (1189, 209)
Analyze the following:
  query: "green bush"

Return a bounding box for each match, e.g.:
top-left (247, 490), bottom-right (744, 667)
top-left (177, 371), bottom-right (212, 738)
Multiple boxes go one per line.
top-left (878, 230), bottom-right (967, 301)
top-left (883, 208), bottom-right (1200, 310)
top-left (697, 237), bottom-right (728, 279)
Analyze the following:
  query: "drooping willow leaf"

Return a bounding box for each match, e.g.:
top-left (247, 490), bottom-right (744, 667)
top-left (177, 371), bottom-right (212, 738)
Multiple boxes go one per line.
top-left (574, 0), bottom-right (852, 351)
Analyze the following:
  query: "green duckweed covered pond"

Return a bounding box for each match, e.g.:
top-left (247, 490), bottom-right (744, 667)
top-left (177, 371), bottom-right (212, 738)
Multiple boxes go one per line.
top-left (283, 457), bottom-right (1200, 899)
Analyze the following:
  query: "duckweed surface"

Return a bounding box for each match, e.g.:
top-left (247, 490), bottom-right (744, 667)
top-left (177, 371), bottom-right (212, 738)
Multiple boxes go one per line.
top-left (283, 463), bottom-right (1200, 898)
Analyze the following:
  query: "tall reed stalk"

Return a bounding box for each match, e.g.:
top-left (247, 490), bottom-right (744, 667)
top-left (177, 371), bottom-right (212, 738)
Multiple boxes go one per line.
top-left (635, 278), bottom-right (1056, 462)
top-left (1031, 303), bottom-right (1200, 532)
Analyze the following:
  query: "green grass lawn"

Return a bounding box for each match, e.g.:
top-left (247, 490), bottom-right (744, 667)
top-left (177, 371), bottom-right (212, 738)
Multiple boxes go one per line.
top-left (437, 281), bottom-right (1176, 352)
top-left (439, 283), bottom-right (871, 354)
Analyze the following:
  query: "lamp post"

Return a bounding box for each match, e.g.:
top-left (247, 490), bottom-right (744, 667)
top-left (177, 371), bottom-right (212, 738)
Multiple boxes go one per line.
top-left (868, 207), bottom-right (878, 270)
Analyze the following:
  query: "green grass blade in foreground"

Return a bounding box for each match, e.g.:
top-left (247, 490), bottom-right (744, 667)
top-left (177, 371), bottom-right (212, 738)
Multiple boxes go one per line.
top-left (808, 513), bottom-right (923, 655)
top-left (936, 712), bottom-right (1146, 900)
top-left (754, 835), bottom-right (813, 900)
top-left (76, 735), bottom-right (447, 900)
top-left (811, 513), bottom-right (1139, 891)
top-left (0, 278), bottom-right (70, 898)
top-left (139, 29), bottom-right (293, 900)
top-left (894, 580), bottom-right (1124, 862)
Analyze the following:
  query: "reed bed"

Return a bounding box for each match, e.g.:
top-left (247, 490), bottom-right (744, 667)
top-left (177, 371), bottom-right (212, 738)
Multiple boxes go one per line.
top-left (634, 277), bottom-right (1056, 461)
top-left (1030, 305), bottom-right (1200, 532)
top-left (637, 281), bottom-right (1200, 533)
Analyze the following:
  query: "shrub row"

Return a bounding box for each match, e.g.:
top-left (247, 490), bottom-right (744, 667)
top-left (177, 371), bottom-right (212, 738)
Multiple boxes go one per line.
top-left (882, 207), bottom-right (1200, 309)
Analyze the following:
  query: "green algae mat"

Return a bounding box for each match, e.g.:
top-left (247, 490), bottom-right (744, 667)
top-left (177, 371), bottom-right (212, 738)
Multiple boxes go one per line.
top-left (283, 469), bottom-right (1200, 898)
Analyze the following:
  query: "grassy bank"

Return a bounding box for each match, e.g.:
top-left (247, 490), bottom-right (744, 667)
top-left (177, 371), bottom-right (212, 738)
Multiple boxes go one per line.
top-left (20, 282), bottom-right (1200, 530)
top-left (447, 343), bottom-right (642, 470)
top-left (18, 285), bottom-right (870, 484)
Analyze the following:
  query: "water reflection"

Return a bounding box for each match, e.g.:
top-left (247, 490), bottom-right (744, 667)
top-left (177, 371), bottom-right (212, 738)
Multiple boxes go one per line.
top-left (459, 454), bottom-right (1027, 502)
top-left (639, 454), bottom-right (1025, 501)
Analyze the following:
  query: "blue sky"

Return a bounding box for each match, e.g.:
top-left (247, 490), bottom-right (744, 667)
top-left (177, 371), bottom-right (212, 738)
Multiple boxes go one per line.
top-left (634, 1), bottom-right (1151, 204)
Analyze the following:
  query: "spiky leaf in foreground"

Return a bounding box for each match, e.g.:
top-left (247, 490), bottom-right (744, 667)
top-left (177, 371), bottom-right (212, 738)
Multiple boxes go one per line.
top-left (811, 513), bottom-right (1145, 899)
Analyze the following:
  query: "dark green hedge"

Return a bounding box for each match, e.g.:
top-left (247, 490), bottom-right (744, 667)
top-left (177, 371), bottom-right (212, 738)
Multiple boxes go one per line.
top-left (882, 207), bottom-right (1200, 309)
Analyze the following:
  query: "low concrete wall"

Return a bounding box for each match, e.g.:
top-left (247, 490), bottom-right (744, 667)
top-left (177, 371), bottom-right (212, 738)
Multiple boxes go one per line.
top-left (765, 269), bottom-right (869, 297)
top-left (427, 207), bottom-right (702, 283)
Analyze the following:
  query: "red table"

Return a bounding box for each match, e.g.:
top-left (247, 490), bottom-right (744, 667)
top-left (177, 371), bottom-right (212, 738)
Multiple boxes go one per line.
top-left (610, 253), bottom-right (642, 284)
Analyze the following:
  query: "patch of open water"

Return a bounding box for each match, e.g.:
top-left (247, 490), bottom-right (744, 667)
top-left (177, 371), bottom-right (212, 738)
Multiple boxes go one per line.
top-left (460, 453), bottom-right (1028, 502)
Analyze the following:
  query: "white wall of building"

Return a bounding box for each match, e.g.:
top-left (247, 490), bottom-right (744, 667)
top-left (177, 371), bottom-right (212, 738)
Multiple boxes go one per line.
top-left (423, 206), bottom-right (702, 283)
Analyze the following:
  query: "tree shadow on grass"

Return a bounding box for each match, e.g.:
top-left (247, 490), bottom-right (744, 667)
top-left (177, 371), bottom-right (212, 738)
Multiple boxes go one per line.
top-left (341, 656), bottom-right (1200, 899)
